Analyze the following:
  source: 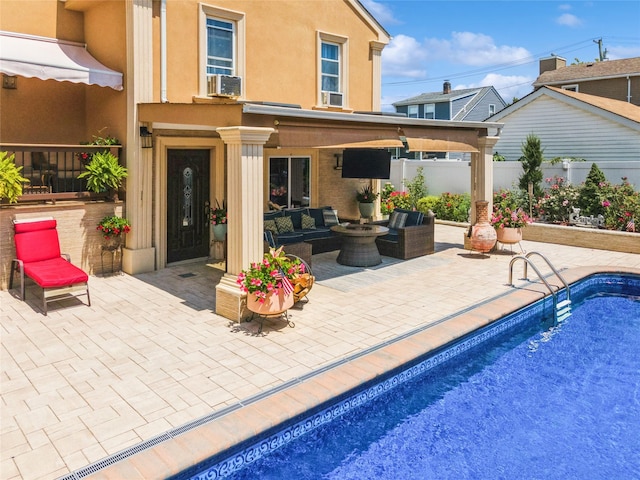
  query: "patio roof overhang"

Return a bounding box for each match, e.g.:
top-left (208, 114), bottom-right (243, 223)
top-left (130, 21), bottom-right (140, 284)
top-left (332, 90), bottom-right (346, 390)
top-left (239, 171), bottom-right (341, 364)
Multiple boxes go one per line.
top-left (0, 31), bottom-right (123, 90)
top-left (138, 101), bottom-right (503, 151)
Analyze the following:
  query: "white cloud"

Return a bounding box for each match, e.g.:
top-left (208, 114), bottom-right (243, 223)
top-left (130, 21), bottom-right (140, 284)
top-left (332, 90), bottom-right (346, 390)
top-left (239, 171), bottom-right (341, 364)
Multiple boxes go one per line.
top-left (360, 0), bottom-right (400, 26)
top-left (382, 32), bottom-right (531, 79)
top-left (424, 32), bottom-right (531, 67)
top-left (382, 34), bottom-right (428, 78)
top-left (558, 4), bottom-right (572, 11)
top-left (556, 13), bottom-right (583, 27)
top-left (606, 45), bottom-right (640, 60)
top-left (455, 73), bottom-right (535, 103)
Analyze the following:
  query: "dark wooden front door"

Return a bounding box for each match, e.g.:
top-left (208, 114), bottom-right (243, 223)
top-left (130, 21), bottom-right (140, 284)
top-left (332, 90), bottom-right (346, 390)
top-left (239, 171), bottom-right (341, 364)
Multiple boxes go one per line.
top-left (167, 149), bottom-right (210, 263)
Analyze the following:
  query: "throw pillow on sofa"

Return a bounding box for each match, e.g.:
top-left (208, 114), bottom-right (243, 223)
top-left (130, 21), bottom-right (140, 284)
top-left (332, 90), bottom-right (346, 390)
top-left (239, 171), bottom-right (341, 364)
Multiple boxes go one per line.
top-left (322, 209), bottom-right (339, 226)
top-left (301, 213), bottom-right (316, 230)
top-left (275, 215), bottom-right (295, 233)
top-left (264, 219), bottom-right (278, 235)
top-left (389, 211), bottom-right (408, 229)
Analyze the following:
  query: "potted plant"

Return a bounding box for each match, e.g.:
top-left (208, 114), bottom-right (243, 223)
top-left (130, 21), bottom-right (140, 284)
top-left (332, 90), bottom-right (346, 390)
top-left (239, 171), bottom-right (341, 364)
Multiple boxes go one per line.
top-left (209, 199), bottom-right (227, 241)
top-left (237, 247), bottom-right (306, 315)
top-left (491, 189), bottom-right (532, 244)
top-left (0, 152), bottom-right (29, 204)
top-left (356, 184), bottom-right (379, 218)
top-left (97, 215), bottom-right (131, 249)
top-left (78, 151), bottom-right (128, 201)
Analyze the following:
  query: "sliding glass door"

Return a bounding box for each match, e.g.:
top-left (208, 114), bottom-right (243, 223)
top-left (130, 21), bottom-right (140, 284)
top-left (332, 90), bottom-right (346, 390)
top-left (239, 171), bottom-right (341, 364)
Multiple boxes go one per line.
top-left (269, 156), bottom-right (310, 208)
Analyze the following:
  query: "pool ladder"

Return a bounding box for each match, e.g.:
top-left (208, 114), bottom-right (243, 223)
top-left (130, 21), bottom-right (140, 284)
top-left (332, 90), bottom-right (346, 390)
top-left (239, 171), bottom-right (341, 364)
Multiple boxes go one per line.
top-left (508, 252), bottom-right (572, 324)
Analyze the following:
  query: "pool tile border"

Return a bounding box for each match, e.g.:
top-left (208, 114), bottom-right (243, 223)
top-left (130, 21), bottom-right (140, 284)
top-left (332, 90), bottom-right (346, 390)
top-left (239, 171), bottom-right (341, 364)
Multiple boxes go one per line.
top-left (80, 266), bottom-right (640, 480)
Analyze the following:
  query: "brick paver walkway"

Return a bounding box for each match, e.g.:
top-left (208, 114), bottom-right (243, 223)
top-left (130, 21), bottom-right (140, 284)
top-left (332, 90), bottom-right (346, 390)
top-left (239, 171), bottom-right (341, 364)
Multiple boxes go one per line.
top-left (2, 224), bottom-right (639, 480)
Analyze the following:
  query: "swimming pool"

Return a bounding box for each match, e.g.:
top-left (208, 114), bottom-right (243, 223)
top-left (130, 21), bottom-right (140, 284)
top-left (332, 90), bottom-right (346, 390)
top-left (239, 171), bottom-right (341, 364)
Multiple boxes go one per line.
top-left (173, 274), bottom-right (640, 479)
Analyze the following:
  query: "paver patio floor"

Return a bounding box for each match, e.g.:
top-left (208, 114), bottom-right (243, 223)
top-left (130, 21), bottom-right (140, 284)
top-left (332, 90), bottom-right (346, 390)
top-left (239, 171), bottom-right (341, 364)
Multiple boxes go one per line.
top-left (2, 224), bottom-right (639, 480)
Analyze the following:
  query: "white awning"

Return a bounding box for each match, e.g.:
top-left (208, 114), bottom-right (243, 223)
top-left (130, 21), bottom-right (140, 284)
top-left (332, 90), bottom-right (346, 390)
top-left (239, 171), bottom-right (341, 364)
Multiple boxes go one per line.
top-left (0, 31), bottom-right (123, 90)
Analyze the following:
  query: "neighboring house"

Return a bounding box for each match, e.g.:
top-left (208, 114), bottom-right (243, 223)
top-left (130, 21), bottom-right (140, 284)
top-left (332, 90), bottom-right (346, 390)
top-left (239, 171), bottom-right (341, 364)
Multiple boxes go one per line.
top-left (0, 0), bottom-right (503, 321)
top-left (486, 86), bottom-right (640, 163)
top-left (394, 81), bottom-right (507, 122)
top-left (393, 81), bottom-right (507, 159)
top-left (533, 56), bottom-right (640, 106)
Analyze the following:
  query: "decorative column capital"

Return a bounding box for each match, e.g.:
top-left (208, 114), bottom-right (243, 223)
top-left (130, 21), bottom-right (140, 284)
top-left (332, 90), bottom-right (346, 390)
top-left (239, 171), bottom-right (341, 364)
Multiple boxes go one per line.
top-left (477, 136), bottom-right (500, 149)
top-left (216, 126), bottom-right (275, 145)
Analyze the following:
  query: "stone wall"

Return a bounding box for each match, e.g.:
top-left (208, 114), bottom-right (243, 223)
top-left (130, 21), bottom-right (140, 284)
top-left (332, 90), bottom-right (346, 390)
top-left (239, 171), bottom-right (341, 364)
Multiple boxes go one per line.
top-left (1, 202), bottom-right (125, 290)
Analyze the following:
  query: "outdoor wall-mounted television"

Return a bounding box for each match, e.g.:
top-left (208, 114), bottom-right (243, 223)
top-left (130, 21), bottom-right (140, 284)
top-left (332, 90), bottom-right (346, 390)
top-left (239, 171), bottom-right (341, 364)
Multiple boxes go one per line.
top-left (341, 149), bottom-right (391, 179)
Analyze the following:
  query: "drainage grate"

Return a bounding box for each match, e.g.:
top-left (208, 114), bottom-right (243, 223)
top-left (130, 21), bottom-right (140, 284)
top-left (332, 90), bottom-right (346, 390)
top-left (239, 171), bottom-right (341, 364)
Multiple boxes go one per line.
top-left (178, 273), bottom-right (196, 278)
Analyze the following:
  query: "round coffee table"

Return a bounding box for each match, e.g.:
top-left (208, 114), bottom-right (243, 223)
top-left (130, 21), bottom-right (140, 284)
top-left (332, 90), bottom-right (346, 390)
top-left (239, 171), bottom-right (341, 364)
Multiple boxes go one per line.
top-left (330, 224), bottom-right (389, 267)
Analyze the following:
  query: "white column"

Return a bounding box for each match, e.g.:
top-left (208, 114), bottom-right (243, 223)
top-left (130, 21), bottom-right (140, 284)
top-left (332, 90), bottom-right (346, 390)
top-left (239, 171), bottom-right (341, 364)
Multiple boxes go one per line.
top-left (122, 0), bottom-right (155, 274)
top-left (215, 126), bottom-right (274, 322)
top-left (470, 136), bottom-right (499, 224)
top-left (370, 41), bottom-right (385, 112)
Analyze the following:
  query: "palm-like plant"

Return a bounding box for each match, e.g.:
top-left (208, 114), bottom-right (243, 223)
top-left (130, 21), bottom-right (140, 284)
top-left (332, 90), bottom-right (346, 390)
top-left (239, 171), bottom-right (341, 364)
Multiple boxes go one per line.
top-left (78, 151), bottom-right (127, 195)
top-left (0, 152), bottom-right (29, 203)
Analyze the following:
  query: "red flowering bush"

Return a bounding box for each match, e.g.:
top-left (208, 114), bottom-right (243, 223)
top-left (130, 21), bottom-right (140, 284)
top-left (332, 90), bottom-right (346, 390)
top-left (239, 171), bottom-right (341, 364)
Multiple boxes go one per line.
top-left (97, 215), bottom-right (131, 239)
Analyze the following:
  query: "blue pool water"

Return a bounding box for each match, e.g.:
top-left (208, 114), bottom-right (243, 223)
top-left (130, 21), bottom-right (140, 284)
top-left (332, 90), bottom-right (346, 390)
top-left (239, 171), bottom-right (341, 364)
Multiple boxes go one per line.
top-left (184, 275), bottom-right (640, 480)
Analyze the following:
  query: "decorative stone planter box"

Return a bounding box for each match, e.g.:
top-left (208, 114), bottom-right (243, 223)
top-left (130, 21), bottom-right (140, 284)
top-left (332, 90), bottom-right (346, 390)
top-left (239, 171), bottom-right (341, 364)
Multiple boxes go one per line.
top-left (522, 222), bottom-right (640, 254)
top-left (456, 220), bottom-right (639, 255)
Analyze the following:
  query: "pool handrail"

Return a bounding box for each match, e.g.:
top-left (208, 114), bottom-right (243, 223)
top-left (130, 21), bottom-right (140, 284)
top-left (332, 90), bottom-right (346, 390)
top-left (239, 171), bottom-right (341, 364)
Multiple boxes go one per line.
top-left (523, 251), bottom-right (571, 303)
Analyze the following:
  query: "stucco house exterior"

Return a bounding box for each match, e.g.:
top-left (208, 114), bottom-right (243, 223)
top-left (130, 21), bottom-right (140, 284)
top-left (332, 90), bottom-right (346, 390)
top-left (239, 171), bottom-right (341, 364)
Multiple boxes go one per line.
top-left (485, 86), bottom-right (640, 163)
top-left (533, 55), bottom-right (640, 106)
top-left (0, 0), bottom-right (502, 321)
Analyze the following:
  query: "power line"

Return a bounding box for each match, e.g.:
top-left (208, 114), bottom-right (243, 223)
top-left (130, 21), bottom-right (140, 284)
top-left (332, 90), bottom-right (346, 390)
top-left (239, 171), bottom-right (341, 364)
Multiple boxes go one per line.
top-left (382, 37), bottom-right (619, 87)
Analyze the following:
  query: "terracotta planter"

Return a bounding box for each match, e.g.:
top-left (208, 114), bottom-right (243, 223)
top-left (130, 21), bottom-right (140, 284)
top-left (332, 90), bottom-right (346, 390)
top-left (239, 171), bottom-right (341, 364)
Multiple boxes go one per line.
top-left (470, 200), bottom-right (497, 253)
top-left (246, 289), bottom-right (294, 316)
top-left (496, 227), bottom-right (523, 244)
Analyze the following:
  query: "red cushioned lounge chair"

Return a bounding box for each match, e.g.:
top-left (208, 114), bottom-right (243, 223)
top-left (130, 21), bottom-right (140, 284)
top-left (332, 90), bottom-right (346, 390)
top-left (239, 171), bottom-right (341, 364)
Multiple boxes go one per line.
top-left (9, 218), bottom-right (90, 315)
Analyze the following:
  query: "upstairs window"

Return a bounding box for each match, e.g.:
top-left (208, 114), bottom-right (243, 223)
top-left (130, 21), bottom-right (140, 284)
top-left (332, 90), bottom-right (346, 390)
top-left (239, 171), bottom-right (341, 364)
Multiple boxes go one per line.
top-left (321, 42), bottom-right (340, 92)
top-left (207, 18), bottom-right (234, 76)
top-left (562, 84), bottom-right (579, 92)
top-left (488, 104), bottom-right (496, 116)
top-left (407, 105), bottom-right (418, 118)
top-left (425, 103), bottom-right (435, 119)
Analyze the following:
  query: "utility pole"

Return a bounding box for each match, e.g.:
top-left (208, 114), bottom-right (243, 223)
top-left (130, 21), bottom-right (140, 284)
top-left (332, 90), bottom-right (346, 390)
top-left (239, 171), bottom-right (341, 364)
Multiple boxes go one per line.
top-left (593, 38), bottom-right (608, 61)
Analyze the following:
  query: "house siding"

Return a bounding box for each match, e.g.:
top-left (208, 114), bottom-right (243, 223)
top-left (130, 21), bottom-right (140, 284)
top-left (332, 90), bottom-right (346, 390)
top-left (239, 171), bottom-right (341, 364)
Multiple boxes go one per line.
top-left (492, 95), bottom-right (640, 162)
top-left (463, 90), bottom-right (506, 122)
top-left (570, 77), bottom-right (640, 106)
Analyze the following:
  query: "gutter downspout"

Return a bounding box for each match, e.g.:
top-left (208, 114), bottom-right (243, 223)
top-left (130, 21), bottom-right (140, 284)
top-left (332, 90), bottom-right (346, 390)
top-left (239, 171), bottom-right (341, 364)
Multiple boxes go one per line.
top-left (627, 75), bottom-right (631, 103)
top-left (160, 0), bottom-right (168, 102)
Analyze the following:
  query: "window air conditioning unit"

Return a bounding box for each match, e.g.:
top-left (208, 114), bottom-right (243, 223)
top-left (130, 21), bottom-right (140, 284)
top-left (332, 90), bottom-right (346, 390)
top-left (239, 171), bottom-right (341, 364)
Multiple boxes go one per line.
top-left (207, 74), bottom-right (242, 97)
top-left (321, 91), bottom-right (343, 107)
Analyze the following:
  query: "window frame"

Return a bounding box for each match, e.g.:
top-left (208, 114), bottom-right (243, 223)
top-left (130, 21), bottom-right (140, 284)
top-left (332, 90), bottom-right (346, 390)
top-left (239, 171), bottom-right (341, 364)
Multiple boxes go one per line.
top-left (199, 5), bottom-right (245, 97)
top-left (317, 31), bottom-right (349, 107)
top-left (488, 104), bottom-right (496, 116)
top-left (268, 156), bottom-right (312, 209)
top-left (561, 84), bottom-right (579, 92)
top-left (407, 105), bottom-right (419, 118)
top-left (424, 103), bottom-right (435, 119)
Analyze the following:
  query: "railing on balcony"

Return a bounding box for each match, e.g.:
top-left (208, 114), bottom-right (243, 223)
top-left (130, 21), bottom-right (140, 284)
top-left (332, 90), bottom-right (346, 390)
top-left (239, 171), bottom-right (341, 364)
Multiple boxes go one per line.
top-left (0, 144), bottom-right (122, 204)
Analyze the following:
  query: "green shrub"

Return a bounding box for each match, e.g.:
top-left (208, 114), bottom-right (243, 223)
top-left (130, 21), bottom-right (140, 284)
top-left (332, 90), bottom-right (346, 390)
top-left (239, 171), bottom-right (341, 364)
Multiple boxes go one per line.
top-left (0, 152), bottom-right (29, 203)
top-left (433, 192), bottom-right (470, 222)
top-left (405, 167), bottom-right (427, 208)
top-left (599, 177), bottom-right (639, 231)
top-left (416, 195), bottom-right (439, 214)
top-left (577, 163), bottom-right (607, 217)
top-left (518, 134), bottom-right (544, 199)
top-left (78, 151), bottom-right (128, 194)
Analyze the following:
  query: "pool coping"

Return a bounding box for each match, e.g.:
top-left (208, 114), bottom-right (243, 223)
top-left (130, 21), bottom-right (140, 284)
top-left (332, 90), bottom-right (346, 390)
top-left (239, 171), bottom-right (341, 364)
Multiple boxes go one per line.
top-left (80, 265), bottom-right (640, 480)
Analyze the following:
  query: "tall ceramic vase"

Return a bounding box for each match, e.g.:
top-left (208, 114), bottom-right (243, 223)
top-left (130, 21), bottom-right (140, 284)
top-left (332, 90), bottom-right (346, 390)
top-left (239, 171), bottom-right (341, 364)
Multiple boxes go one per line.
top-left (470, 200), bottom-right (497, 253)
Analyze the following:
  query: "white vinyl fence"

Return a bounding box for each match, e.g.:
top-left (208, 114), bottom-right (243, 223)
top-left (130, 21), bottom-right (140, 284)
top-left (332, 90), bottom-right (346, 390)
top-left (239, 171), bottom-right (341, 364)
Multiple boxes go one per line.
top-left (388, 159), bottom-right (640, 196)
